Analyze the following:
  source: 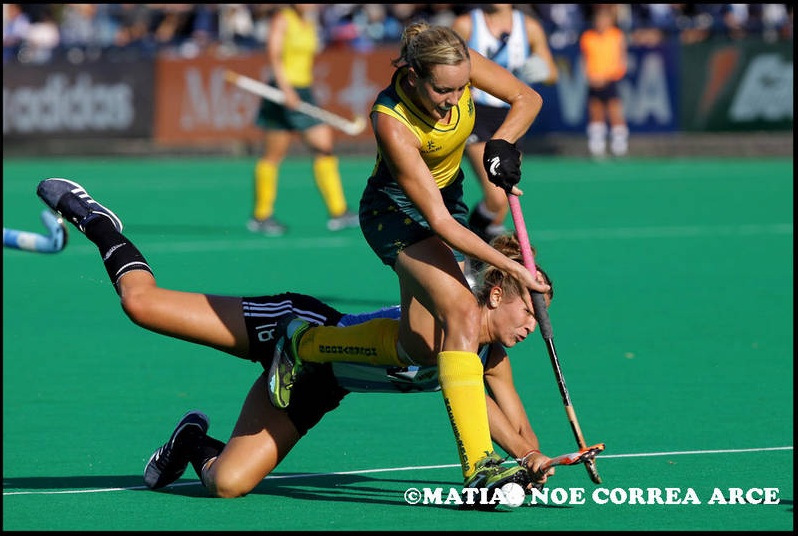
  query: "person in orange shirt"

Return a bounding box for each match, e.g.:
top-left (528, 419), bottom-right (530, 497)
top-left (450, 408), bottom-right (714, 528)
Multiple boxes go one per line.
top-left (579, 6), bottom-right (629, 158)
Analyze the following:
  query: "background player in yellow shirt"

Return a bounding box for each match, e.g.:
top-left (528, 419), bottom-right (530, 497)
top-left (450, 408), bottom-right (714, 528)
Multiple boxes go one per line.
top-left (249, 4), bottom-right (358, 236)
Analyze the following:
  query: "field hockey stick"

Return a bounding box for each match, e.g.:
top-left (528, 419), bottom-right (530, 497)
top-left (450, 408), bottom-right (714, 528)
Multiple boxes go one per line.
top-left (538, 443), bottom-right (605, 472)
top-left (521, 443), bottom-right (605, 492)
top-left (3, 209), bottom-right (67, 253)
top-left (507, 193), bottom-right (603, 485)
top-left (224, 70), bottom-right (367, 136)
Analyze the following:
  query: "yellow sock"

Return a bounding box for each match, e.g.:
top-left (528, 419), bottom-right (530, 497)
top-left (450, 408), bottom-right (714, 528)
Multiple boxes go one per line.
top-left (313, 155), bottom-right (347, 217)
top-left (253, 159), bottom-right (278, 220)
top-left (296, 318), bottom-right (402, 366)
top-left (438, 350), bottom-right (493, 478)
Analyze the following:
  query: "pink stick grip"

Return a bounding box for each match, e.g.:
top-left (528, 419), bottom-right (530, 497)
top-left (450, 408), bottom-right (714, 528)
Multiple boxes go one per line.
top-left (507, 194), bottom-right (537, 277)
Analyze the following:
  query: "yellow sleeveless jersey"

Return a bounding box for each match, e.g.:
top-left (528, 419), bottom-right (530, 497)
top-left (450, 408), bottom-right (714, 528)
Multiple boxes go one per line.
top-left (371, 67), bottom-right (476, 189)
top-left (280, 7), bottom-right (318, 88)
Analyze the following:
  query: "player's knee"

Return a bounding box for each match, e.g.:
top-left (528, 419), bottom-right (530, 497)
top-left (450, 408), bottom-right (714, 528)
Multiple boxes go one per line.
top-left (455, 297), bottom-right (481, 323)
top-left (209, 484), bottom-right (248, 499)
top-left (118, 287), bottom-right (157, 327)
top-left (441, 299), bottom-right (481, 343)
top-left (311, 147), bottom-right (334, 158)
top-left (206, 470), bottom-right (257, 499)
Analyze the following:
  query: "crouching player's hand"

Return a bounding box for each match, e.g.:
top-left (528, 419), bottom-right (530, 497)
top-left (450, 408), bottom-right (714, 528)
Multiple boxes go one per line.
top-left (520, 450), bottom-right (555, 491)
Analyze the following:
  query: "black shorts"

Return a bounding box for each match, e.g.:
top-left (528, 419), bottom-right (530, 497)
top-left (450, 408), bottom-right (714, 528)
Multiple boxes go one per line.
top-left (242, 292), bottom-right (343, 363)
top-left (242, 292), bottom-right (350, 436)
top-left (588, 81), bottom-right (621, 102)
top-left (259, 364), bottom-right (349, 437)
top-left (467, 104), bottom-right (510, 145)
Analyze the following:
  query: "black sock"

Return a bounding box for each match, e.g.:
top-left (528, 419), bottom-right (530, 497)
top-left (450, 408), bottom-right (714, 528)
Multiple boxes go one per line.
top-left (189, 435), bottom-right (226, 484)
top-left (83, 216), bottom-right (153, 294)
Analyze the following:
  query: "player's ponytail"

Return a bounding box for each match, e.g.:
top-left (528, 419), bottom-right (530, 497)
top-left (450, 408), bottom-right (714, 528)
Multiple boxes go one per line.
top-left (392, 23), bottom-right (469, 78)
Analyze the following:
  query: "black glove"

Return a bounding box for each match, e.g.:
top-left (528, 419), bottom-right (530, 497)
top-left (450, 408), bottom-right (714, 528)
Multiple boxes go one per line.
top-left (483, 139), bottom-right (521, 193)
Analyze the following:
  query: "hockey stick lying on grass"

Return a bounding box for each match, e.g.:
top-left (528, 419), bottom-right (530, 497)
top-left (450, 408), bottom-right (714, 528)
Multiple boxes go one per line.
top-left (224, 70), bottom-right (367, 136)
top-left (507, 193), bottom-right (603, 484)
top-left (3, 209), bottom-right (67, 253)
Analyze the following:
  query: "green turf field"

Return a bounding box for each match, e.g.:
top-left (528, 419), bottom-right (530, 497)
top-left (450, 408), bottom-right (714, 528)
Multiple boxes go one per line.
top-left (3, 155), bottom-right (793, 531)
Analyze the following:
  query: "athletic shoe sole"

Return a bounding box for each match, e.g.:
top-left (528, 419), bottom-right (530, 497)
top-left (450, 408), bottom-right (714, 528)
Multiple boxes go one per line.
top-left (37, 178), bottom-right (123, 233)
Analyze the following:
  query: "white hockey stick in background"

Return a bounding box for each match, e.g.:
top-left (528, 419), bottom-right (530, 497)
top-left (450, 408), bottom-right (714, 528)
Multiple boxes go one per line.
top-left (224, 70), bottom-right (367, 136)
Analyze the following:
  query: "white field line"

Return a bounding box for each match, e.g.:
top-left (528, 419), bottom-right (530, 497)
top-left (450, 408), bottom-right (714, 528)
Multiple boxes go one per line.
top-left (3, 445), bottom-right (792, 496)
top-left (39, 223), bottom-right (793, 257)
